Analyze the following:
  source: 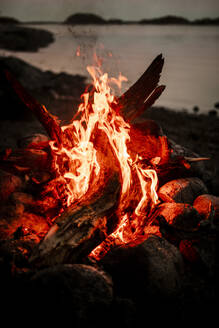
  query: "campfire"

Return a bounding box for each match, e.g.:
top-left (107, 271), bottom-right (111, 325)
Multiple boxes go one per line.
top-left (1, 54), bottom-right (170, 262)
top-left (0, 55), bottom-right (218, 318)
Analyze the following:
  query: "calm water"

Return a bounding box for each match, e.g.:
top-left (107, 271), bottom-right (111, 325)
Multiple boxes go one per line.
top-left (1, 24), bottom-right (219, 113)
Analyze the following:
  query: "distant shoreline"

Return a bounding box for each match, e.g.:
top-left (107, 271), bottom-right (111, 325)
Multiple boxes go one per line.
top-left (1, 14), bottom-right (219, 26)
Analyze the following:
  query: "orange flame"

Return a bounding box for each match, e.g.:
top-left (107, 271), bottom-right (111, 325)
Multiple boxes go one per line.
top-left (49, 64), bottom-right (159, 257)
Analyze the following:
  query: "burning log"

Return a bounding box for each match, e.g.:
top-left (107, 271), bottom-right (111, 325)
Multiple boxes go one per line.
top-left (30, 173), bottom-right (121, 266)
top-left (0, 148), bottom-right (50, 174)
top-left (17, 133), bottom-right (49, 149)
top-left (0, 169), bottom-right (22, 202)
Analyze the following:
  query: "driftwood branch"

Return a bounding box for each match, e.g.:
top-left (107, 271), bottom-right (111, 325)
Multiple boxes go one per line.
top-left (4, 70), bottom-right (63, 146)
top-left (128, 85), bottom-right (166, 122)
top-left (118, 54), bottom-right (165, 120)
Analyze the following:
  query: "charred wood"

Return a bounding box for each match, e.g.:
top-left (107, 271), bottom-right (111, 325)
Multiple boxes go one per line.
top-left (0, 148), bottom-right (50, 172)
top-left (4, 70), bottom-right (63, 146)
top-left (118, 54), bottom-right (165, 121)
top-left (128, 85), bottom-right (166, 122)
top-left (30, 173), bottom-right (121, 267)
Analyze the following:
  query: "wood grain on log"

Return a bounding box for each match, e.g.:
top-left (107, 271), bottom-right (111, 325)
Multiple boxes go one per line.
top-left (30, 173), bottom-right (121, 267)
top-left (118, 54), bottom-right (165, 121)
top-left (128, 85), bottom-right (166, 122)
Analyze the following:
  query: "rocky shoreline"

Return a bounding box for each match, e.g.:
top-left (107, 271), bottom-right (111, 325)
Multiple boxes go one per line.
top-left (0, 23), bottom-right (54, 52)
top-left (144, 107), bottom-right (219, 196)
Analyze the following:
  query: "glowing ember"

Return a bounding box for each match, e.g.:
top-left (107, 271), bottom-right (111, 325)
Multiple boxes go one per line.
top-left (49, 64), bottom-right (159, 258)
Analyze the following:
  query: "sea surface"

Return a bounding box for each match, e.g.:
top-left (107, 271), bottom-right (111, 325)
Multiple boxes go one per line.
top-left (1, 24), bottom-right (219, 113)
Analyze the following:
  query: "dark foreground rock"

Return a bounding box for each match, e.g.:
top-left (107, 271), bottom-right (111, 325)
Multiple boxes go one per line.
top-left (99, 236), bottom-right (184, 300)
top-left (0, 55), bottom-right (86, 122)
top-left (0, 16), bottom-right (20, 25)
top-left (1, 263), bottom-right (115, 327)
top-left (0, 24), bottom-right (54, 52)
top-left (28, 264), bottom-right (113, 325)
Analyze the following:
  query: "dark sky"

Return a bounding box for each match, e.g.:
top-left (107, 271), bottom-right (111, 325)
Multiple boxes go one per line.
top-left (1, 0), bottom-right (219, 22)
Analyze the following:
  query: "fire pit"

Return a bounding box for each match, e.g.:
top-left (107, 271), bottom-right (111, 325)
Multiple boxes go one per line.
top-left (0, 55), bottom-right (218, 326)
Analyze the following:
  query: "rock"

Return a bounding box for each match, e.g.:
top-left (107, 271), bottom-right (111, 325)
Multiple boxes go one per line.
top-left (100, 235), bottom-right (184, 300)
top-left (158, 177), bottom-right (208, 204)
top-left (26, 264), bottom-right (113, 326)
top-left (0, 24), bottom-right (54, 52)
top-left (0, 16), bottom-right (20, 25)
top-left (17, 133), bottom-right (49, 148)
top-left (111, 297), bottom-right (136, 328)
top-left (208, 109), bottom-right (217, 116)
top-left (179, 231), bottom-right (217, 273)
top-left (168, 139), bottom-right (209, 181)
top-left (193, 194), bottom-right (219, 223)
top-left (0, 169), bottom-right (22, 203)
top-left (179, 239), bottom-right (200, 263)
top-left (0, 56), bottom-right (86, 121)
top-left (156, 202), bottom-right (201, 230)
